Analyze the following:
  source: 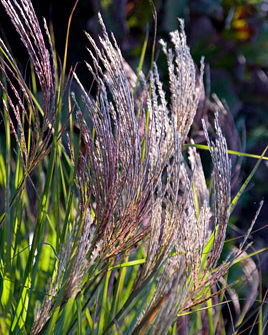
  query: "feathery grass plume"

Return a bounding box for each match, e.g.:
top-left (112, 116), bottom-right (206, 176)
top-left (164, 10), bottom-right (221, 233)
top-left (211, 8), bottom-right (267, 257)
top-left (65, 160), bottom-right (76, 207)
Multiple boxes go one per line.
top-left (0, 0), bottom-right (56, 174)
top-left (159, 19), bottom-right (204, 143)
top-left (119, 22), bottom-right (236, 335)
top-left (202, 112), bottom-right (232, 267)
top-left (0, 2), bottom-right (263, 334)
top-left (94, 18), bottom-right (200, 334)
top-left (1, 0), bottom-right (56, 115)
top-left (31, 206), bottom-right (99, 334)
top-left (58, 14), bottom-right (192, 324)
top-left (29, 14), bottom-right (159, 332)
top-left (69, 15), bottom-right (240, 335)
top-left (30, 230), bottom-right (74, 335)
top-left (73, 14), bottom-right (158, 262)
top-left (0, 1), bottom-right (71, 333)
top-left (131, 113), bottom-right (232, 335)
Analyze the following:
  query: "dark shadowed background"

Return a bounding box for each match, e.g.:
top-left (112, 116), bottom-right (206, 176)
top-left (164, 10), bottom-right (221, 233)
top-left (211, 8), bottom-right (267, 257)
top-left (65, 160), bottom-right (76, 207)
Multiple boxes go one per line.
top-left (1, 0), bottom-right (267, 330)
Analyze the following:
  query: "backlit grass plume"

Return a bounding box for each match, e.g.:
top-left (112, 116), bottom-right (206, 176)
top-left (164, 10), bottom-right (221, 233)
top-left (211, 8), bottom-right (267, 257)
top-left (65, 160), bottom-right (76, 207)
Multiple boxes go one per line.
top-left (0, 1), bottom-right (264, 335)
top-left (0, 0), bottom-right (57, 174)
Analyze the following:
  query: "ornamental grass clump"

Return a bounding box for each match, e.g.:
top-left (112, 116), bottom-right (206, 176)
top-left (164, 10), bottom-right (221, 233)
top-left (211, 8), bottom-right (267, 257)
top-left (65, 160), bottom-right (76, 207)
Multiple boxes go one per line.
top-left (0, 1), bottom-right (265, 334)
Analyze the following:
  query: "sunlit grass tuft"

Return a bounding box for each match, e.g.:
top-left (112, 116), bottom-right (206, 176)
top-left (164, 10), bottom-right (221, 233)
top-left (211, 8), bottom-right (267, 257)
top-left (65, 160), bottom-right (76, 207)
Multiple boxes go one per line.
top-left (0, 1), bottom-right (267, 334)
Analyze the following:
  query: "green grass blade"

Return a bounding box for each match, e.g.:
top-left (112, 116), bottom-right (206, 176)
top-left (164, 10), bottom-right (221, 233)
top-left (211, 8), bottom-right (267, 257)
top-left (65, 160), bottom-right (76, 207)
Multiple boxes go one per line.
top-left (232, 247), bottom-right (268, 266)
top-left (186, 143), bottom-right (268, 161)
top-left (98, 264), bottom-right (113, 335)
top-left (206, 290), bottom-right (214, 335)
top-left (133, 27), bottom-right (149, 95)
top-left (76, 296), bottom-right (83, 335)
top-left (230, 146), bottom-right (268, 213)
